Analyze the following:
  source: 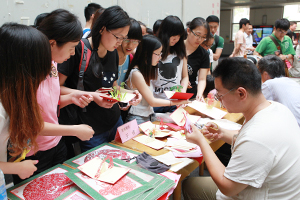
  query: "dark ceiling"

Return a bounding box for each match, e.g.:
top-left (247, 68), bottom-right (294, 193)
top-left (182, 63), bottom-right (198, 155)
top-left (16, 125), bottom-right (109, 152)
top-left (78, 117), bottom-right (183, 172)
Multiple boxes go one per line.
top-left (221, 0), bottom-right (300, 9)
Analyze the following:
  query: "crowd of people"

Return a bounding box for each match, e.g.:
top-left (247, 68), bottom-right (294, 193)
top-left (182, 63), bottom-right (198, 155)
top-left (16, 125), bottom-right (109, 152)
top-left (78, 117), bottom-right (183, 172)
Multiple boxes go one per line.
top-left (0, 2), bottom-right (300, 199)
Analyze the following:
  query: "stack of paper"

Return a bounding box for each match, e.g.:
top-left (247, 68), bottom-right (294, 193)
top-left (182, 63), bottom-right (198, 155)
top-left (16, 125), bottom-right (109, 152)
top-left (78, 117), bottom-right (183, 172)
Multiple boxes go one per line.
top-left (165, 138), bottom-right (202, 158)
top-left (153, 152), bottom-right (194, 172)
top-left (188, 101), bottom-right (227, 119)
top-left (133, 135), bottom-right (166, 150)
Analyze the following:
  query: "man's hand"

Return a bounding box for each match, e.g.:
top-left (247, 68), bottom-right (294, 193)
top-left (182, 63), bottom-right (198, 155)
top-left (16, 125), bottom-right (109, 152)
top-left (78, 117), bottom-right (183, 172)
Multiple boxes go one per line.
top-left (185, 124), bottom-right (205, 145)
top-left (202, 122), bottom-right (223, 142)
top-left (73, 124), bottom-right (94, 141)
top-left (17, 160), bottom-right (38, 179)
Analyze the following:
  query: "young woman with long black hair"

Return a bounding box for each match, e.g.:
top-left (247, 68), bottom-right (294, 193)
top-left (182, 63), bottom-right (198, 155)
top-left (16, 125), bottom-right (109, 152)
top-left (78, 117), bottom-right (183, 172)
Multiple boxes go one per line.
top-left (0, 23), bottom-right (51, 179)
top-left (125, 35), bottom-right (189, 124)
top-left (185, 17), bottom-right (211, 100)
top-left (151, 15), bottom-right (189, 113)
top-left (58, 6), bottom-right (141, 152)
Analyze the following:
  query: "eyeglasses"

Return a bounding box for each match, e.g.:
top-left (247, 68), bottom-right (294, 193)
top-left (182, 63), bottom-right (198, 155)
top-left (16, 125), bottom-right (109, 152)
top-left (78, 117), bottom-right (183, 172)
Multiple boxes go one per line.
top-left (191, 30), bottom-right (207, 41)
top-left (214, 88), bottom-right (235, 101)
top-left (123, 39), bottom-right (140, 45)
top-left (153, 52), bottom-right (162, 57)
top-left (276, 29), bottom-right (288, 34)
top-left (107, 30), bottom-right (128, 42)
top-left (203, 43), bottom-right (213, 49)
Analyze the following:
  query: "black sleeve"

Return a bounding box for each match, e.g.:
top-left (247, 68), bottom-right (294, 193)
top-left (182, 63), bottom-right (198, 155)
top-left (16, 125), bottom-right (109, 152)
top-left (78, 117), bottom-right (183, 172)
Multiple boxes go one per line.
top-left (200, 48), bottom-right (210, 69)
top-left (115, 50), bottom-right (119, 80)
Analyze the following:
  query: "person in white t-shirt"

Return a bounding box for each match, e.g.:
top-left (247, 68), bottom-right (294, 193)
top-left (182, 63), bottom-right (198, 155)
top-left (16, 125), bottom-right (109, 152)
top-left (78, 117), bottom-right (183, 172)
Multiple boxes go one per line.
top-left (230, 18), bottom-right (250, 57)
top-left (183, 57), bottom-right (300, 199)
top-left (258, 55), bottom-right (300, 127)
top-left (244, 24), bottom-right (255, 55)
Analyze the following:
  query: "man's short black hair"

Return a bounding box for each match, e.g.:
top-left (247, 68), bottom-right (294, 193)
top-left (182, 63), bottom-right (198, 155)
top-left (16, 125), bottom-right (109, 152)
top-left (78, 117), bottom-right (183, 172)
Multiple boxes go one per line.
top-left (84, 3), bottom-right (101, 22)
top-left (257, 55), bottom-right (285, 79)
top-left (213, 57), bottom-right (262, 95)
top-left (274, 19), bottom-right (290, 31)
top-left (206, 15), bottom-right (219, 24)
top-left (239, 18), bottom-right (250, 29)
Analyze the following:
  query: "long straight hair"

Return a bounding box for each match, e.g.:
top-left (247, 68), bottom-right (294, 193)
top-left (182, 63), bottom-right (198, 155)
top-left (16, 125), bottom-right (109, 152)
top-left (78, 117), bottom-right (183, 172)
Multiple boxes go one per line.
top-left (125, 35), bottom-right (162, 85)
top-left (158, 15), bottom-right (186, 60)
top-left (38, 9), bottom-right (82, 47)
top-left (90, 6), bottom-right (130, 78)
top-left (0, 23), bottom-right (52, 156)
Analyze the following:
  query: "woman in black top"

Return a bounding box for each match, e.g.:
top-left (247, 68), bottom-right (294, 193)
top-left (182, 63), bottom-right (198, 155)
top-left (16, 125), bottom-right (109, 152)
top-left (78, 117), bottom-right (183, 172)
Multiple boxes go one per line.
top-left (58, 6), bottom-right (139, 152)
top-left (185, 17), bottom-right (211, 101)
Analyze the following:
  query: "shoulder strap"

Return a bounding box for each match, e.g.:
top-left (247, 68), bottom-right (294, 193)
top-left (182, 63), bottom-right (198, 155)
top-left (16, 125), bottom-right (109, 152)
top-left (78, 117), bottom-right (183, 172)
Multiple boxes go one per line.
top-left (269, 35), bottom-right (282, 54)
top-left (77, 39), bottom-right (92, 91)
top-left (77, 39), bottom-right (92, 112)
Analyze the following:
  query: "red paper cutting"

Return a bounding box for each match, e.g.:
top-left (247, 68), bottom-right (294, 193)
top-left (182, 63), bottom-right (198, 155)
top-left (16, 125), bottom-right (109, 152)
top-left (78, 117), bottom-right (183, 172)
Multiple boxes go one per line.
top-left (84, 149), bottom-right (130, 163)
top-left (23, 173), bottom-right (74, 200)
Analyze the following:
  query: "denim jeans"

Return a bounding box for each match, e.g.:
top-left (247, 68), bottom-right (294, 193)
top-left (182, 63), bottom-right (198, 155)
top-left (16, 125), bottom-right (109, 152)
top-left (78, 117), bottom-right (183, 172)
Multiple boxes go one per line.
top-left (125, 113), bottom-right (155, 125)
top-left (153, 105), bottom-right (177, 113)
top-left (80, 116), bottom-right (123, 152)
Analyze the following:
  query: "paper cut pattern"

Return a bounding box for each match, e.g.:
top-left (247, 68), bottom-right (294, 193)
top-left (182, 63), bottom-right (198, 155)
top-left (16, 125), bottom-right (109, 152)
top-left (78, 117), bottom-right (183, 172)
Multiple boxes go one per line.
top-left (78, 157), bottom-right (130, 184)
top-left (68, 145), bottom-right (138, 168)
top-left (139, 121), bottom-right (171, 138)
top-left (9, 167), bottom-right (71, 200)
top-left (84, 149), bottom-right (130, 163)
top-left (76, 172), bottom-right (141, 199)
top-left (184, 114), bottom-right (193, 134)
top-left (23, 173), bottom-right (74, 200)
top-left (170, 107), bottom-right (189, 126)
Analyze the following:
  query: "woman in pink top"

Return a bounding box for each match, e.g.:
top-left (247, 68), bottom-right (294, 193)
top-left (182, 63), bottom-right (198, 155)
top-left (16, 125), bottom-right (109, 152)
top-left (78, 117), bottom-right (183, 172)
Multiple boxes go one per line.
top-left (0, 23), bottom-right (51, 180)
top-left (13, 9), bottom-right (96, 184)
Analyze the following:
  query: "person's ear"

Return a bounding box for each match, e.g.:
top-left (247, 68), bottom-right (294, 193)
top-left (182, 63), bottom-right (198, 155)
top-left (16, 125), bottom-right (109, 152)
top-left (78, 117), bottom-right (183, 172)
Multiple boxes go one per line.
top-left (100, 26), bottom-right (105, 34)
top-left (187, 28), bottom-right (191, 35)
top-left (49, 40), bottom-right (57, 50)
top-left (90, 14), bottom-right (95, 20)
top-left (261, 71), bottom-right (271, 83)
top-left (236, 87), bottom-right (247, 101)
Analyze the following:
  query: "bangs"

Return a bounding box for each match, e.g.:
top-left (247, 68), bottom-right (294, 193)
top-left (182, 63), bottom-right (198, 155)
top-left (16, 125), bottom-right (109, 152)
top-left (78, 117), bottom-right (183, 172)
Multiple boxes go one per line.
top-left (128, 19), bottom-right (142, 40)
top-left (169, 21), bottom-right (185, 36)
top-left (160, 16), bottom-right (185, 37)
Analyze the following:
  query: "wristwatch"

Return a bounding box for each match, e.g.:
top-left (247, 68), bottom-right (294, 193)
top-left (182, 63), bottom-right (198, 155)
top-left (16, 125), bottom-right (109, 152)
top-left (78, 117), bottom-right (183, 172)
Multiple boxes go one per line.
top-left (286, 55), bottom-right (288, 60)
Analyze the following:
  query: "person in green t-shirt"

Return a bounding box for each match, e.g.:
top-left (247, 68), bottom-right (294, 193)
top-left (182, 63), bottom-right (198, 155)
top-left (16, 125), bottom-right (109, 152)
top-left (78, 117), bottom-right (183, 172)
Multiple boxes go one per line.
top-left (254, 19), bottom-right (295, 61)
top-left (206, 15), bottom-right (224, 61)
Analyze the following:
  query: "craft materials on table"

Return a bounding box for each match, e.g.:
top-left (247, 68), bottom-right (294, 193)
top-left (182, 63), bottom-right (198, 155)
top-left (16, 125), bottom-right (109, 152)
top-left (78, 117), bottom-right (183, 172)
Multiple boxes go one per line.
top-left (133, 135), bottom-right (166, 150)
top-left (164, 91), bottom-right (193, 100)
top-left (55, 187), bottom-right (93, 200)
top-left (139, 121), bottom-right (171, 138)
top-left (64, 143), bottom-right (139, 168)
top-left (7, 164), bottom-right (74, 200)
top-left (78, 157), bottom-right (130, 184)
top-left (153, 152), bottom-right (193, 172)
top-left (165, 138), bottom-right (202, 158)
top-left (66, 165), bottom-right (152, 200)
top-left (187, 100), bottom-right (227, 119)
